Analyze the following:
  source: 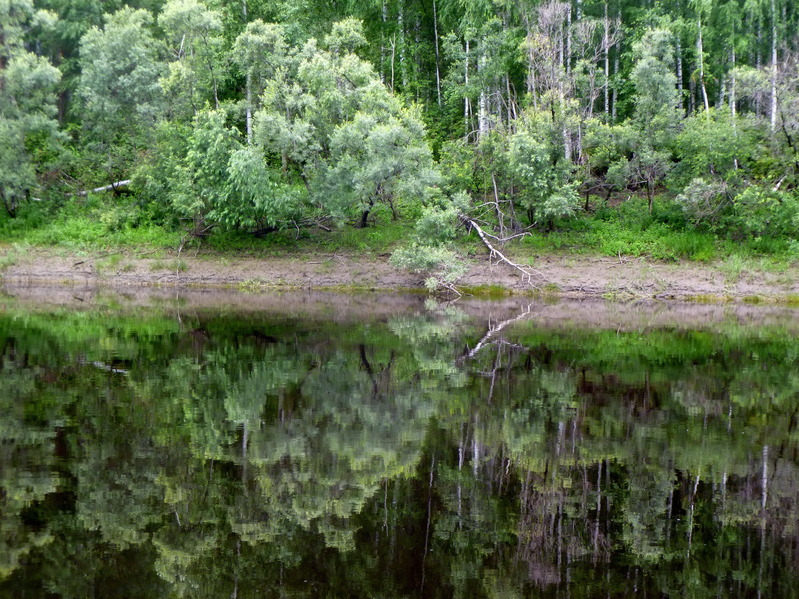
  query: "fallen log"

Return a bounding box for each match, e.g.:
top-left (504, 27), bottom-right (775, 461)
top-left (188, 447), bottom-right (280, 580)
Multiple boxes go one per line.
top-left (75, 180), bottom-right (132, 197)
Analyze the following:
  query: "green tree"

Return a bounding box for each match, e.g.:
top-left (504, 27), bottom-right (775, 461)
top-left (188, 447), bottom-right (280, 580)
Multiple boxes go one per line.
top-left (77, 7), bottom-right (164, 182)
top-left (231, 19), bottom-right (287, 144)
top-left (0, 0), bottom-right (62, 217)
top-left (253, 18), bottom-right (439, 227)
top-left (595, 27), bottom-right (681, 211)
top-left (158, 0), bottom-right (225, 119)
top-left (167, 108), bottom-right (240, 233)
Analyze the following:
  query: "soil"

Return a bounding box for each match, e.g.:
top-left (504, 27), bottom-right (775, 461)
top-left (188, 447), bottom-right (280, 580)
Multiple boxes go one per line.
top-left (3, 246), bottom-right (798, 302)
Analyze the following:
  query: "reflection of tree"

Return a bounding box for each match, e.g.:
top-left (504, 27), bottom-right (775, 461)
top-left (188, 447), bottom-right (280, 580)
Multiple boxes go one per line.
top-left (2, 305), bottom-right (799, 597)
top-left (239, 347), bottom-right (431, 552)
top-left (0, 356), bottom-right (57, 580)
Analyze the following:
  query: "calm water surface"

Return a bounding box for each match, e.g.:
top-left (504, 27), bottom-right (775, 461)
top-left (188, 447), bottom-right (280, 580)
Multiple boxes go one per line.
top-left (1, 291), bottom-right (798, 598)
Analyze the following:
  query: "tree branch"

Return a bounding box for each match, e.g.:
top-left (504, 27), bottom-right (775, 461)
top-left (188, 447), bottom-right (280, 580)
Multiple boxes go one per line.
top-left (461, 215), bottom-right (547, 285)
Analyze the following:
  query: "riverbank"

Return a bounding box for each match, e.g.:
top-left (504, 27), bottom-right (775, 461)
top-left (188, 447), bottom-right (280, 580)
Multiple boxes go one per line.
top-left (2, 246), bottom-right (798, 302)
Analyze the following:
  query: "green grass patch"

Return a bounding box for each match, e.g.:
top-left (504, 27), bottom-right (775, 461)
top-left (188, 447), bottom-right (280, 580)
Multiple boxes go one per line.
top-left (3, 192), bottom-right (796, 273)
top-left (0, 245), bottom-right (25, 270)
top-left (459, 284), bottom-right (513, 298)
top-left (150, 259), bottom-right (187, 272)
top-left (521, 218), bottom-right (718, 262)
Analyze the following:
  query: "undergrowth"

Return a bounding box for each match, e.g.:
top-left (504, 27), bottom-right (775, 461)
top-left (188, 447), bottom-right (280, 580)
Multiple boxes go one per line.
top-left (1, 193), bottom-right (797, 269)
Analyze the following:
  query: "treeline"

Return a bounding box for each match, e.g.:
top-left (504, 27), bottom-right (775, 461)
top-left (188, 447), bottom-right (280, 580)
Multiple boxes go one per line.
top-left (1, 0), bottom-right (798, 265)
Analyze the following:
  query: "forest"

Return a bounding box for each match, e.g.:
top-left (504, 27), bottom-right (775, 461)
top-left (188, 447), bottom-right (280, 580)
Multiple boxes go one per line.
top-left (1, 0), bottom-right (799, 286)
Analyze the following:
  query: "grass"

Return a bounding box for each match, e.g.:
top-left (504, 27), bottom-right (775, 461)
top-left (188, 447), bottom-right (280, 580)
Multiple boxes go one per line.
top-left (150, 259), bottom-right (187, 272)
top-left (719, 254), bottom-right (746, 284)
top-left (0, 242), bottom-right (34, 272)
top-left (512, 197), bottom-right (799, 268)
top-left (2, 193), bottom-right (796, 275)
top-left (458, 284), bottom-right (513, 298)
top-left (519, 218), bottom-right (719, 262)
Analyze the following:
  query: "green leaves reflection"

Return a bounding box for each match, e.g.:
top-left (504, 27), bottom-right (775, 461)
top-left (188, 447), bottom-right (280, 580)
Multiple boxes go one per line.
top-left (1, 301), bottom-right (798, 598)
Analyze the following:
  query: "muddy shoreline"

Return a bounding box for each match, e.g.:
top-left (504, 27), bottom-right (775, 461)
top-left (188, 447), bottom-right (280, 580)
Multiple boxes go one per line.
top-left (3, 248), bottom-right (798, 302)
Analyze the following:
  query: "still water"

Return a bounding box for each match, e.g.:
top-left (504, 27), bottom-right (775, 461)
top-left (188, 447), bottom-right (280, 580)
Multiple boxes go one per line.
top-left (1, 290), bottom-right (799, 598)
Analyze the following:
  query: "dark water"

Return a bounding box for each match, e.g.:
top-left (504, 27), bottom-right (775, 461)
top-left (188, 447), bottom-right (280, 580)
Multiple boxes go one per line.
top-left (2, 292), bottom-right (799, 598)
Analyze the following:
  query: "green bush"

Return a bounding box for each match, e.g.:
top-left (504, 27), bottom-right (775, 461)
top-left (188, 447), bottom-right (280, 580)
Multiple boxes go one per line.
top-left (723, 187), bottom-right (799, 240)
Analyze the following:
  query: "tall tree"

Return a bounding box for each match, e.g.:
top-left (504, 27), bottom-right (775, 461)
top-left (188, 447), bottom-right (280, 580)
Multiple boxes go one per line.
top-left (232, 20), bottom-right (286, 144)
top-left (77, 7), bottom-right (164, 182)
top-left (0, 0), bottom-right (62, 217)
top-left (254, 19), bottom-right (439, 227)
top-left (158, 0), bottom-right (225, 119)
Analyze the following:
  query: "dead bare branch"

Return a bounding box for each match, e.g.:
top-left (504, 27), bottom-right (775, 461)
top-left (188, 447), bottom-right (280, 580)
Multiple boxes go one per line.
top-left (461, 215), bottom-right (547, 285)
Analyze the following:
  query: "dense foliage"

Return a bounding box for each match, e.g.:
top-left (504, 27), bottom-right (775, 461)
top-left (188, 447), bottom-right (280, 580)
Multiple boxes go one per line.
top-left (1, 0), bottom-right (799, 268)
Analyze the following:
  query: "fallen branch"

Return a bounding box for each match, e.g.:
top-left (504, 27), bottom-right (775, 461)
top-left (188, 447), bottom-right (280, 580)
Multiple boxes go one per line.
top-left (461, 215), bottom-right (547, 285)
top-left (477, 228), bottom-right (532, 243)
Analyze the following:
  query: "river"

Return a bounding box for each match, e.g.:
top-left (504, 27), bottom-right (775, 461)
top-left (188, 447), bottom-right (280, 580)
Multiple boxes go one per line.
top-left (1, 289), bottom-right (798, 598)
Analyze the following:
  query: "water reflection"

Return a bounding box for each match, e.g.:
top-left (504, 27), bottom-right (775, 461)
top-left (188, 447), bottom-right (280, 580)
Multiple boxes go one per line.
top-left (1, 292), bottom-right (798, 598)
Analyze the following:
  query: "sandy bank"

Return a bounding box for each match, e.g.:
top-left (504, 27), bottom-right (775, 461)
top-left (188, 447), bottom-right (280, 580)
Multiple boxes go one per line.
top-left (2, 247), bottom-right (798, 302)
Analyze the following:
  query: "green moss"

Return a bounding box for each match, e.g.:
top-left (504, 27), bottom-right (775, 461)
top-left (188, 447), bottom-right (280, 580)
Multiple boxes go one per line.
top-left (459, 284), bottom-right (513, 298)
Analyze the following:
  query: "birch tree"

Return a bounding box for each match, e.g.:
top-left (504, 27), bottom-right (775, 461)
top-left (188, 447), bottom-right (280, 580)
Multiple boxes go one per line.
top-left (158, 0), bottom-right (225, 120)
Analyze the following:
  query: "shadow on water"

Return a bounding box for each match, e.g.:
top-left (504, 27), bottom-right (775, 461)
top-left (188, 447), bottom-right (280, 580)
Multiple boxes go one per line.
top-left (1, 287), bottom-right (799, 597)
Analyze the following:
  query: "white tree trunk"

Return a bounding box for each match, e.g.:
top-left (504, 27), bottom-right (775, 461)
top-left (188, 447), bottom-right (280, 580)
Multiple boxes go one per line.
top-left (603, 0), bottom-right (610, 117)
top-left (398, 3), bottom-right (406, 89)
top-left (566, 0), bottom-right (572, 76)
top-left (676, 37), bottom-right (683, 112)
top-left (611, 37), bottom-right (619, 121)
top-left (380, 0), bottom-right (387, 83)
top-left (731, 45), bottom-right (736, 118)
top-left (465, 39), bottom-right (471, 136)
top-left (478, 45), bottom-right (489, 139)
top-left (770, 0), bottom-right (778, 131)
top-left (697, 16), bottom-right (710, 115)
top-left (246, 72), bottom-right (252, 145)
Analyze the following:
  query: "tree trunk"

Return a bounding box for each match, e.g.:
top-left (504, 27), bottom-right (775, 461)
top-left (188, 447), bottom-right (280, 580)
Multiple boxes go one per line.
top-left (697, 16), bottom-right (710, 115)
top-left (478, 41), bottom-right (489, 139)
top-left (0, 31), bottom-right (6, 93)
top-left (398, 3), bottom-right (407, 89)
top-left (770, 0), bottom-right (778, 132)
top-left (603, 0), bottom-right (610, 118)
top-left (566, 0), bottom-right (572, 76)
top-left (731, 44), bottom-right (736, 118)
top-left (246, 72), bottom-right (253, 144)
top-left (433, 0), bottom-right (442, 106)
top-left (390, 34), bottom-right (396, 91)
top-left (360, 200), bottom-right (375, 228)
top-left (380, 0), bottom-right (387, 83)
top-left (611, 11), bottom-right (620, 121)
top-left (465, 39), bottom-right (471, 136)
top-left (676, 34), bottom-right (684, 113)
top-left (1, 188), bottom-right (16, 218)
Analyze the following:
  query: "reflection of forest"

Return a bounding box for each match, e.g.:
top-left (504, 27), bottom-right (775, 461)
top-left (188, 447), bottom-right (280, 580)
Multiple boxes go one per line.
top-left (1, 303), bottom-right (798, 598)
